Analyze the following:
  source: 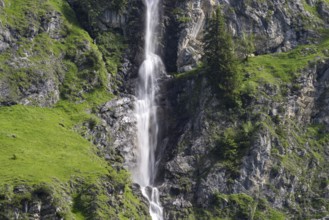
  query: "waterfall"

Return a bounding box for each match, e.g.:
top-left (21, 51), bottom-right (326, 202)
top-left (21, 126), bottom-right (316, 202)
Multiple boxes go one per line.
top-left (134, 0), bottom-right (164, 219)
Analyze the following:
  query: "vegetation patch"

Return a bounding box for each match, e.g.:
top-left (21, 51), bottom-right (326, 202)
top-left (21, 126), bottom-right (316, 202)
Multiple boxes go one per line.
top-left (189, 193), bottom-right (286, 220)
top-left (0, 0), bottom-right (109, 103)
top-left (0, 105), bottom-right (108, 184)
top-left (240, 29), bottom-right (329, 100)
top-left (0, 104), bottom-right (149, 219)
top-left (0, 0), bottom-right (148, 219)
top-left (211, 122), bottom-right (256, 177)
top-left (95, 32), bottom-right (127, 76)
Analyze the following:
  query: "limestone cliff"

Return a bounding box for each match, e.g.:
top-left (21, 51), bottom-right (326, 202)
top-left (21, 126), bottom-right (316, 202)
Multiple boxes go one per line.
top-left (155, 0), bottom-right (329, 219)
top-left (1, 0), bottom-right (329, 219)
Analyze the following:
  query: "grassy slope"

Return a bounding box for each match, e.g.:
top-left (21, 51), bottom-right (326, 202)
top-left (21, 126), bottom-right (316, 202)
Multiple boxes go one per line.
top-left (0, 0), bottom-right (108, 102)
top-left (0, 105), bottom-right (108, 185)
top-left (0, 0), bottom-right (148, 219)
top-left (244, 0), bottom-right (329, 86)
top-left (0, 0), bottom-right (112, 186)
top-left (240, 29), bottom-right (329, 99)
top-left (247, 33), bottom-right (329, 77)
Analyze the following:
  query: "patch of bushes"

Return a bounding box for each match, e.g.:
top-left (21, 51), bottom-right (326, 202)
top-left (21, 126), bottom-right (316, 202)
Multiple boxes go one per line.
top-left (190, 193), bottom-right (286, 220)
top-left (212, 121), bottom-right (256, 176)
top-left (95, 32), bottom-right (127, 76)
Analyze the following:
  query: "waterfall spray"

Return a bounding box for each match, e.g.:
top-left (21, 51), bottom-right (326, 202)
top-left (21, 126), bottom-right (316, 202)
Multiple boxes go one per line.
top-left (134, 0), bottom-right (164, 219)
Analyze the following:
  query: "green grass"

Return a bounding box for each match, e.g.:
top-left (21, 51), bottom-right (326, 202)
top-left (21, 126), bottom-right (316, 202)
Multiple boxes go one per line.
top-left (0, 105), bottom-right (108, 185)
top-left (95, 32), bottom-right (127, 76)
top-left (301, 0), bottom-right (323, 23)
top-left (0, 0), bottom-right (108, 103)
top-left (1, 0), bottom-right (44, 33)
top-left (240, 30), bottom-right (329, 98)
top-left (0, 0), bottom-right (148, 218)
top-left (190, 193), bottom-right (287, 220)
top-left (0, 0), bottom-right (120, 200)
top-left (0, 0), bottom-right (114, 184)
top-left (173, 63), bottom-right (204, 79)
top-left (55, 88), bottom-right (113, 124)
top-left (243, 45), bottom-right (317, 84)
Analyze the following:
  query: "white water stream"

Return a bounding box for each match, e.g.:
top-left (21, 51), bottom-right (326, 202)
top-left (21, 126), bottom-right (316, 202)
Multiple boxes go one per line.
top-left (134, 0), bottom-right (164, 219)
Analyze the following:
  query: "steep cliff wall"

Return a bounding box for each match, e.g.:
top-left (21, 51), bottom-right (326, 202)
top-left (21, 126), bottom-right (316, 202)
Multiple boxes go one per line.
top-left (1, 0), bottom-right (329, 219)
top-left (0, 0), bottom-right (112, 107)
top-left (0, 0), bottom-right (149, 219)
top-left (155, 0), bottom-right (329, 219)
top-left (158, 59), bottom-right (329, 219)
top-left (91, 0), bottom-right (329, 218)
top-left (162, 0), bottom-right (328, 72)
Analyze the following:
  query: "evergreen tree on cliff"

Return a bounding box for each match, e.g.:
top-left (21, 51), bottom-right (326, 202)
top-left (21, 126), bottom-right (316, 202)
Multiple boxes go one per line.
top-left (203, 6), bottom-right (240, 106)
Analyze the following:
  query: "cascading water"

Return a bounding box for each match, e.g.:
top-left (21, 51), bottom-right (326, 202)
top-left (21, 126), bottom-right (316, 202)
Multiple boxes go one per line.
top-left (134, 0), bottom-right (164, 219)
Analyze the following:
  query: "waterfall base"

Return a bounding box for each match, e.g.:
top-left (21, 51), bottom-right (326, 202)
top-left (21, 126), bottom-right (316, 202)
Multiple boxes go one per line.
top-left (141, 186), bottom-right (163, 220)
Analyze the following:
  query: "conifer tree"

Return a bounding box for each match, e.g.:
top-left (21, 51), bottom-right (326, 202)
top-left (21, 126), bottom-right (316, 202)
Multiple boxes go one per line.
top-left (239, 32), bottom-right (255, 61)
top-left (203, 6), bottom-right (240, 105)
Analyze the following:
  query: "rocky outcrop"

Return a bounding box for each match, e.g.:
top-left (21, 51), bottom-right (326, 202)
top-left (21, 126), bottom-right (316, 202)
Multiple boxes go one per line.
top-left (98, 95), bottom-right (138, 170)
top-left (313, 61), bottom-right (329, 127)
top-left (0, 22), bottom-right (61, 106)
top-left (162, 0), bottom-right (328, 72)
top-left (68, 0), bottom-right (145, 94)
top-left (317, 1), bottom-right (329, 23)
top-left (64, 0), bottom-right (329, 218)
top-left (0, 184), bottom-right (70, 220)
top-left (0, 1), bottom-right (110, 107)
top-left (0, 24), bottom-right (13, 53)
top-left (153, 6), bottom-right (329, 217)
top-left (0, 178), bottom-right (150, 220)
top-left (1, 0), bottom-right (329, 219)
top-left (154, 57), bottom-right (329, 219)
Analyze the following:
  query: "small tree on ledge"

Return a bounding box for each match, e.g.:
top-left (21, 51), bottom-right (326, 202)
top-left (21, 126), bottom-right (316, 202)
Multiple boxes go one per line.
top-left (203, 6), bottom-right (240, 107)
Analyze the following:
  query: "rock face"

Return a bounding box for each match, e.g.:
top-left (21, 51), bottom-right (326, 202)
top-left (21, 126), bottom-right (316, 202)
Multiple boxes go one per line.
top-left (88, 0), bottom-right (329, 218)
top-left (154, 58), bottom-right (329, 219)
top-left (175, 0), bottom-right (206, 72)
top-left (1, 0), bottom-right (329, 219)
top-left (0, 185), bottom-right (69, 220)
top-left (0, 24), bottom-right (13, 53)
top-left (162, 0), bottom-right (327, 72)
top-left (0, 14), bottom-right (62, 107)
top-left (0, 179), bottom-right (150, 220)
top-left (98, 95), bottom-right (138, 170)
top-left (0, 2), bottom-right (107, 107)
top-left (313, 62), bottom-right (329, 128)
top-left (67, 0), bottom-right (144, 73)
top-left (0, 1), bottom-right (150, 219)
top-left (145, 0), bottom-right (329, 219)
